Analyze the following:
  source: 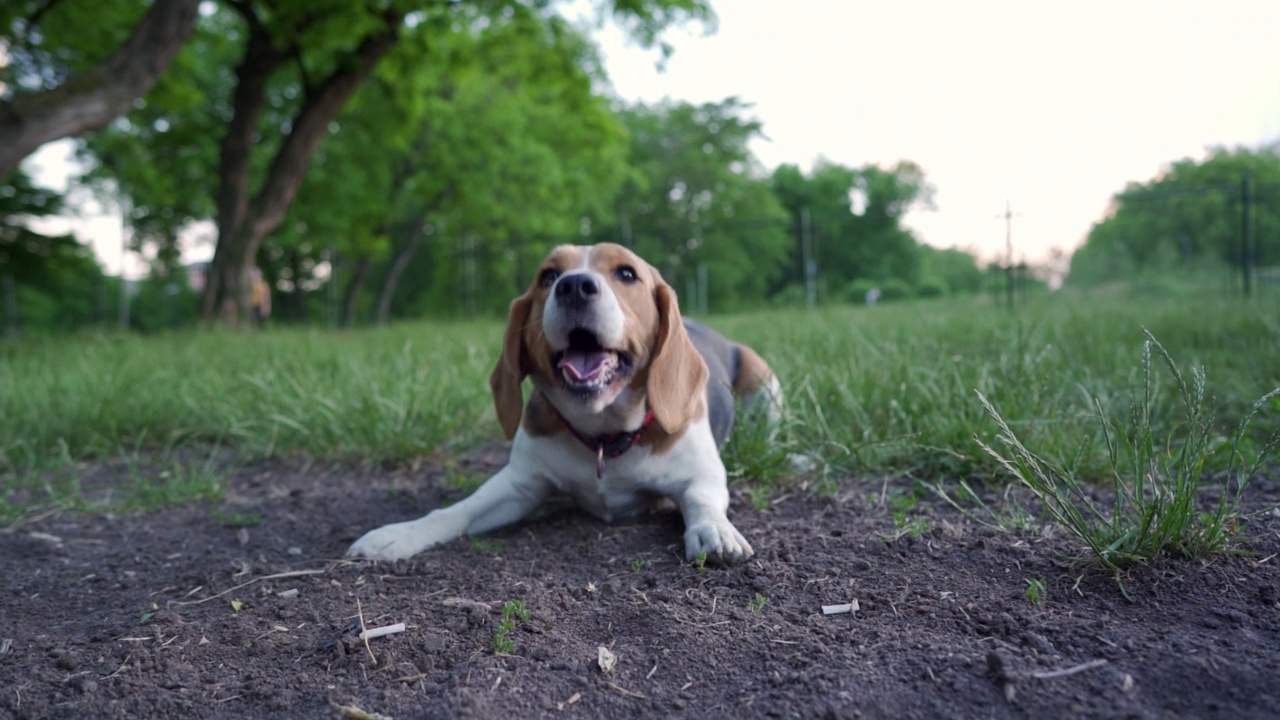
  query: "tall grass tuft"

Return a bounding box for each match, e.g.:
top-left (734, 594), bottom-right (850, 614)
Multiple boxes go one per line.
top-left (976, 329), bottom-right (1279, 573)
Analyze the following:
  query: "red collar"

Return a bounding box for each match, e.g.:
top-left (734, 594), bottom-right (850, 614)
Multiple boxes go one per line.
top-left (550, 404), bottom-right (655, 478)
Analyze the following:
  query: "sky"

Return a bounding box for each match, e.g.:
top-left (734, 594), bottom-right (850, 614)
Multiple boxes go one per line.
top-left (16, 0), bottom-right (1280, 275)
top-left (590, 0), bottom-right (1280, 265)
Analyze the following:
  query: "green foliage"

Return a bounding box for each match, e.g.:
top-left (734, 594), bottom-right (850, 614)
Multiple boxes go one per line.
top-left (492, 600), bottom-right (532, 654)
top-left (587, 97), bottom-right (792, 313)
top-left (1068, 144), bottom-right (1280, 288)
top-left (915, 276), bottom-right (949, 299)
top-left (366, 8), bottom-right (631, 321)
top-left (470, 536), bottom-right (502, 555)
top-left (1, 0), bottom-right (151, 94)
top-left (129, 272), bottom-right (200, 333)
top-left (771, 159), bottom-right (936, 300)
top-left (748, 593), bottom-right (768, 614)
top-left (880, 490), bottom-right (930, 539)
top-left (919, 246), bottom-right (985, 295)
top-left (976, 330), bottom-right (1279, 576)
top-left (10, 0), bottom-right (712, 325)
top-left (1024, 578), bottom-right (1046, 604)
top-left (3, 295), bottom-right (1279, 527)
top-left (1, 170), bottom-right (109, 333)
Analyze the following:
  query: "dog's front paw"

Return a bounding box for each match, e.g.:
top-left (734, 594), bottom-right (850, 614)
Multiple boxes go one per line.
top-left (684, 519), bottom-right (754, 565)
top-left (347, 519), bottom-right (442, 561)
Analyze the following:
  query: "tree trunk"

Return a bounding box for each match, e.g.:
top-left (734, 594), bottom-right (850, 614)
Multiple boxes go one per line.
top-left (340, 256), bottom-right (372, 328)
top-left (374, 220), bottom-right (427, 326)
top-left (201, 10), bottom-right (403, 324)
top-left (0, 0), bottom-right (202, 179)
top-left (200, 22), bottom-right (285, 324)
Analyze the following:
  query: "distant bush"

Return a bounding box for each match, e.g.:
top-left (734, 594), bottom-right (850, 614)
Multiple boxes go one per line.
top-left (841, 279), bottom-right (879, 305)
top-left (840, 278), bottom-right (914, 305)
top-left (131, 275), bottom-right (199, 333)
top-left (916, 276), bottom-right (949, 298)
top-left (770, 283), bottom-right (808, 308)
top-left (878, 278), bottom-right (913, 302)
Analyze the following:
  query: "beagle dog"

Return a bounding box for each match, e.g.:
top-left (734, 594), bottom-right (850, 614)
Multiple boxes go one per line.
top-left (347, 243), bottom-right (782, 565)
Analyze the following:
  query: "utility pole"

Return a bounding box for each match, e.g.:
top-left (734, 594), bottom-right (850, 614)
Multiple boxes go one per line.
top-left (800, 207), bottom-right (816, 307)
top-left (1241, 175), bottom-right (1254, 297)
top-left (997, 200), bottom-right (1020, 310)
top-left (2, 274), bottom-right (14, 336)
top-left (119, 206), bottom-right (131, 331)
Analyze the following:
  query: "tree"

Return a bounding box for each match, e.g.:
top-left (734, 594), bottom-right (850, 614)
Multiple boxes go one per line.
top-left (0, 170), bottom-right (107, 331)
top-left (770, 159), bottom-right (935, 299)
top-left (919, 245), bottom-right (984, 295)
top-left (42, 0), bottom-right (710, 325)
top-left (268, 5), bottom-right (631, 324)
top-left (1067, 144), bottom-right (1280, 288)
top-left (0, 0), bottom-right (201, 179)
top-left (590, 97), bottom-right (791, 311)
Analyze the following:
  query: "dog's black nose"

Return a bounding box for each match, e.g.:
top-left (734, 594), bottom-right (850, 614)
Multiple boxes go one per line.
top-left (554, 273), bottom-right (599, 307)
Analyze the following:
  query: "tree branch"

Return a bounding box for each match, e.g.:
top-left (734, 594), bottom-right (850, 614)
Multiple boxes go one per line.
top-left (0, 0), bottom-right (203, 179)
top-left (246, 12), bottom-right (404, 244)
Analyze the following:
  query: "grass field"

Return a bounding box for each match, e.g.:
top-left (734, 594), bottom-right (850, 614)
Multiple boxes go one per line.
top-left (3, 291), bottom-right (1278, 540)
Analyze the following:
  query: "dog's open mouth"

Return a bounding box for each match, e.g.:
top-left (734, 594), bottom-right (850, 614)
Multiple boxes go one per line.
top-left (553, 328), bottom-right (631, 394)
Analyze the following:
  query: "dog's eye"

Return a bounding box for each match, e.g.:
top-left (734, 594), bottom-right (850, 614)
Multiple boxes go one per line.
top-left (614, 265), bottom-right (638, 283)
top-left (539, 269), bottom-right (561, 288)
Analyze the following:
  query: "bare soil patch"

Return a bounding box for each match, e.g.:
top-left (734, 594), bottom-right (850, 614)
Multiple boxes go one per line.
top-left (2, 448), bottom-right (1278, 719)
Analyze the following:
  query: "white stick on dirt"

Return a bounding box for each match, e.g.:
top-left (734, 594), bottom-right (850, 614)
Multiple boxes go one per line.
top-left (822, 599), bottom-right (861, 615)
top-left (1032, 659), bottom-right (1108, 679)
top-left (359, 623), bottom-right (406, 641)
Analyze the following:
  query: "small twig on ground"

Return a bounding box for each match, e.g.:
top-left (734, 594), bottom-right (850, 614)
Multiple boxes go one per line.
top-left (330, 700), bottom-right (393, 720)
top-left (0, 508), bottom-right (61, 533)
top-left (174, 569), bottom-right (325, 606)
top-left (442, 597), bottom-right (491, 613)
top-left (556, 692), bottom-right (582, 710)
top-left (356, 598), bottom-right (377, 666)
top-left (1032, 659), bottom-right (1108, 679)
top-left (101, 654), bottom-right (131, 680)
top-left (608, 682), bottom-right (647, 699)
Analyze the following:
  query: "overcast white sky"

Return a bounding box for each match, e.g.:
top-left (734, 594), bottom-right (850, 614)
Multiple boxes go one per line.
top-left (19, 0), bottom-right (1280, 275)
top-left (593, 0), bottom-right (1280, 264)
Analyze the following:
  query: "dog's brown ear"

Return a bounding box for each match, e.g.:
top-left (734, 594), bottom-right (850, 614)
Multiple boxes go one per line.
top-left (489, 292), bottom-right (533, 440)
top-left (648, 282), bottom-right (708, 435)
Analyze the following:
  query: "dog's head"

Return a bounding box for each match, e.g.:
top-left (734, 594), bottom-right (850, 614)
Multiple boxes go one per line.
top-left (489, 243), bottom-right (708, 439)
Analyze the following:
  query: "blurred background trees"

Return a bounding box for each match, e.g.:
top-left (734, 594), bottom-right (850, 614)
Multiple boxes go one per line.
top-left (5, 0), bottom-right (1005, 334)
top-left (1067, 145), bottom-right (1280, 291)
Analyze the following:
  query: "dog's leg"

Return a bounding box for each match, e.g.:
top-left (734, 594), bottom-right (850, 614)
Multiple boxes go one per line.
top-left (346, 464), bottom-right (551, 562)
top-left (669, 437), bottom-right (754, 564)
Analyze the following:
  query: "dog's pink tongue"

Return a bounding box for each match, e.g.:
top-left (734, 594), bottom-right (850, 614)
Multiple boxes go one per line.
top-left (559, 351), bottom-right (610, 381)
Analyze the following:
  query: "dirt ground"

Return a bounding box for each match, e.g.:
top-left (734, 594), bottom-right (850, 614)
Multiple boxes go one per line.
top-left (2, 447), bottom-right (1278, 720)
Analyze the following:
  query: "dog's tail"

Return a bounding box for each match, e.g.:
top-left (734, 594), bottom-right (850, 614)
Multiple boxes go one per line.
top-left (732, 344), bottom-right (815, 474)
top-left (731, 344), bottom-right (784, 436)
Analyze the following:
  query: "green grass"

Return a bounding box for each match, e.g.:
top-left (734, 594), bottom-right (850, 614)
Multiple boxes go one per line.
top-left (2, 292), bottom-right (1278, 532)
top-left (977, 329), bottom-right (1280, 578)
top-left (492, 600), bottom-right (532, 654)
top-left (1025, 578), bottom-right (1047, 604)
